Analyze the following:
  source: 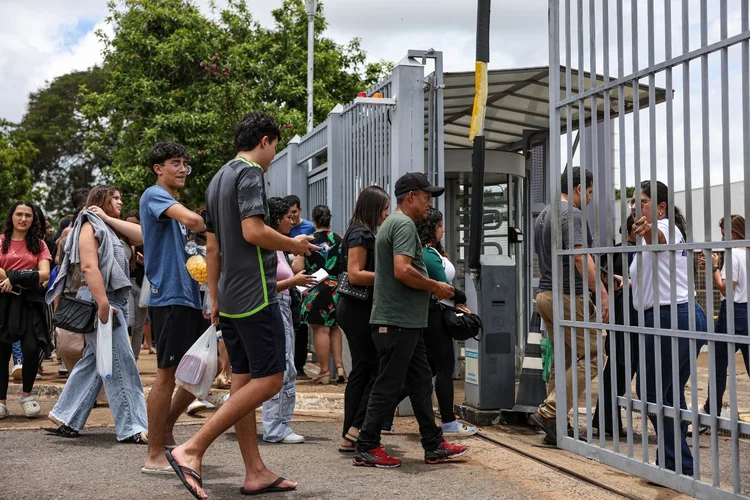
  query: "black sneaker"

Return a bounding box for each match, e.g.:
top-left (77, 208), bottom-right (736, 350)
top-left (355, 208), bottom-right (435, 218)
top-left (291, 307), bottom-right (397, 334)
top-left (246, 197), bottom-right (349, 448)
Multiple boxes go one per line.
top-left (530, 411), bottom-right (557, 444)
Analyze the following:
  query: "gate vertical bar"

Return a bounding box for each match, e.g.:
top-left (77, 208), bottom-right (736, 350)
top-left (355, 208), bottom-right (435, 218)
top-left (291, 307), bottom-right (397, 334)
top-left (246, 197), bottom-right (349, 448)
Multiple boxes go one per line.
top-left (327, 105), bottom-right (343, 234)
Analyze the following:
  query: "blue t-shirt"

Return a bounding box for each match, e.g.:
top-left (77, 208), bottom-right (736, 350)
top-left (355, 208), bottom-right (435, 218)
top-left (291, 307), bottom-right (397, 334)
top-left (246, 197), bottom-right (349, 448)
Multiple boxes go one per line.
top-left (139, 185), bottom-right (202, 310)
top-left (289, 218), bottom-right (315, 237)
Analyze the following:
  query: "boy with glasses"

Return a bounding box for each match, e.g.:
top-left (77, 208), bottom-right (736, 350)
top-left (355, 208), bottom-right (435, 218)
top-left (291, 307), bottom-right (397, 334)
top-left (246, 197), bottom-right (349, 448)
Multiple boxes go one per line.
top-left (140, 141), bottom-right (209, 474)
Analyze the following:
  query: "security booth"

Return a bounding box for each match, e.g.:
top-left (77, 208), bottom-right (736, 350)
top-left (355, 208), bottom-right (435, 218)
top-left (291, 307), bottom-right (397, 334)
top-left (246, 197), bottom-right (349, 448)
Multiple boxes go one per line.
top-left (265, 50), bottom-right (654, 423)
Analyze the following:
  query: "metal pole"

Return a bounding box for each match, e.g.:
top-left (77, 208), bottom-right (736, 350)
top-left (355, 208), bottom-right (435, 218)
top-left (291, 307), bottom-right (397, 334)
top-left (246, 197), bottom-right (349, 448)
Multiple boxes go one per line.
top-left (468, 0), bottom-right (491, 273)
top-left (305, 0), bottom-right (317, 133)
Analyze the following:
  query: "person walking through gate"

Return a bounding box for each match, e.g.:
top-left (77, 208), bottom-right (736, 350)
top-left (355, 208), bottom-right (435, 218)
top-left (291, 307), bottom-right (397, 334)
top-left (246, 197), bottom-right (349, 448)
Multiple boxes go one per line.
top-left (416, 207), bottom-right (478, 437)
top-left (0, 201), bottom-right (51, 419)
top-left (140, 142), bottom-right (208, 474)
top-left (292, 205), bottom-right (345, 384)
top-left (338, 186), bottom-right (390, 452)
top-left (261, 196), bottom-right (316, 444)
top-left (285, 194), bottom-right (315, 380)
top-left (698, 215), bottom-right (749, 427)
top-left (530, 167), bottom-right (609, 446)
top-left (353, 172), bottom-right (467, 468)
top-left (46, 186), bottom-right (148, 442)
top-left (167, 111), bottom-right (318, 498)
top-left (631, 180), bottom-right (707, 477)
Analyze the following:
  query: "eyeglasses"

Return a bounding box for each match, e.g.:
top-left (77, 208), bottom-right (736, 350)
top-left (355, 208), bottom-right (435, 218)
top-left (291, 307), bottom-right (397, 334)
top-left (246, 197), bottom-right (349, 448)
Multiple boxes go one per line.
top-left (160, 163), bottom-right (192, 175)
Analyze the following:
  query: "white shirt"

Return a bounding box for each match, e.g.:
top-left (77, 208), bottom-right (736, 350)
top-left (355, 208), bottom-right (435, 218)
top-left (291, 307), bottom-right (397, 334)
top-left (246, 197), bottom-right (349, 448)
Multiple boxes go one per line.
top-left (630, 218), bottom-right (690, 310)
top-left (721, 248), bottom-right (748, 303)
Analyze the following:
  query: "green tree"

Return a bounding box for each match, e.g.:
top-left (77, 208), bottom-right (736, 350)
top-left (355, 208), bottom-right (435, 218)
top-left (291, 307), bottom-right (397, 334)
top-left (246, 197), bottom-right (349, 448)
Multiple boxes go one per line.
top-left (83, 0), bottom-right (390, 210)
top-left (16, 68), bottom-right (108, 214)
top-left (0, 121), bottom-right (37, 214)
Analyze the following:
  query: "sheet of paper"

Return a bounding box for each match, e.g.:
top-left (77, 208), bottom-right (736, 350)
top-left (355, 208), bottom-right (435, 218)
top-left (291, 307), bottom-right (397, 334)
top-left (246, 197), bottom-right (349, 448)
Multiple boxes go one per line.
top-left (296, 268), bottom-right (329, 293)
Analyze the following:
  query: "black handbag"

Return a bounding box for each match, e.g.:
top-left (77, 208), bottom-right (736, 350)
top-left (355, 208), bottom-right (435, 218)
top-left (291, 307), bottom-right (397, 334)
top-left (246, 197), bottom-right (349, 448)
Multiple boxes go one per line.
top-left (441, 304), bottom-right (483, 341)
top-left (52, 267), bottom-right (98, 334)
top-left (336, 271), bottom-right (370, 301)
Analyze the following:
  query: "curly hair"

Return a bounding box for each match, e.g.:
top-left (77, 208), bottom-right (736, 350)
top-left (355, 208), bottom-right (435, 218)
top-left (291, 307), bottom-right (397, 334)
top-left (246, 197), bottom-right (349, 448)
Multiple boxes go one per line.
top-left (416, 207), bottom-right (445, 256)
top-left (147, 141), bottom-right (189, 177)
top-left (235, 112), bottom-right (281, 153)
top-left (2, 201), bottom-right (43, 255)
top-left (267, 197), bottom-right (291, 231)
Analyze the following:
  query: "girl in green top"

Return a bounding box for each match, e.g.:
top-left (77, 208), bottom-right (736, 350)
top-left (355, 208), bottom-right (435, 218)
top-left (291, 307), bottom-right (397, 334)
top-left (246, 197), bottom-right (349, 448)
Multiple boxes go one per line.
top-left (416, 208), bottom-right (477, 437)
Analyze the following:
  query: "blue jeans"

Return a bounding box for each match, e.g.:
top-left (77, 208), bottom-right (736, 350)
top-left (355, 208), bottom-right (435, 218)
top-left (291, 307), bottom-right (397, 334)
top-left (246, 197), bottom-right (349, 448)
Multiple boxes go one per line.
top-left (705, 301), bottom-right (749, 409)
top-left (637, 302), bottom-right (707, 477)
top-left (50, 287), bottom-right (147, 440)
top-left (11, 341), bottom-right (23, 365)
top-left (262, 293), bottom-right (297, 442)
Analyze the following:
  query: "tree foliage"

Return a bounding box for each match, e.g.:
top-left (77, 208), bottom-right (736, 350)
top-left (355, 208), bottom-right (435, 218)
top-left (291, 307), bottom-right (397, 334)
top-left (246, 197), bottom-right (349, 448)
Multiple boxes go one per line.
top-left (16, 68), bottom-right (108, 214)
top-left (82, 0), bottom-right (391, 210)
top-left (0, 121), bottom-right (37, 214)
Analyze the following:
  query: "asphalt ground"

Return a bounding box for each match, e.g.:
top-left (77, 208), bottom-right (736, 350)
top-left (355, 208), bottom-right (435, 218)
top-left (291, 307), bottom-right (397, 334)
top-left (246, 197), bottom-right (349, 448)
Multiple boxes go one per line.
top-left (2, 418), bottom-right (628, 500)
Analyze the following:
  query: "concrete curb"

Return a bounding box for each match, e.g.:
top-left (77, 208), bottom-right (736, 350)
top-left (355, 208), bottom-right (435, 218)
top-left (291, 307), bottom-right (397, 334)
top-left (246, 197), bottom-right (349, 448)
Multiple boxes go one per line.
top-left (7, 383), bottom-right (346, 414)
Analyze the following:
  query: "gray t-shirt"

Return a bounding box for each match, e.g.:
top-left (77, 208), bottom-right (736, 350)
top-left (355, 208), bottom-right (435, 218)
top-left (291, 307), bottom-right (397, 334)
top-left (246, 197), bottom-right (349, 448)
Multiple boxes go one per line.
top-left (535, 201), bottom-right (593, 295)
top-left (205, 158), bottom-right (278, 317)
top-left (370, 212), bottom-right (431, 329)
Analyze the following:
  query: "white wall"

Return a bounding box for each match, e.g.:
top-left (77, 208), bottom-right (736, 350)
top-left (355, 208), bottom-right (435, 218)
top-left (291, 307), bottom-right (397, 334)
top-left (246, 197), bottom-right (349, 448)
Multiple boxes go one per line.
top-left (673, 181), bottom-right (746, 243)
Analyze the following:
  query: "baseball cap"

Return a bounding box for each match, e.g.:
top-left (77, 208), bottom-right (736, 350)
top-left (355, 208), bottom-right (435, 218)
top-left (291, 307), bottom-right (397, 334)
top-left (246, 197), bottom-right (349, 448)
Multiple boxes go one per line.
top-left (394, 172), bottom-right (445, 197)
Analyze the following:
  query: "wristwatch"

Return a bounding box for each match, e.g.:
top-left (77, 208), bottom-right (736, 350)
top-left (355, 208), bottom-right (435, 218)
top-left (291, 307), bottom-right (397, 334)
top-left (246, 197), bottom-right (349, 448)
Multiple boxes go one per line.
top-left (712, 266), bottom-right (720, 273)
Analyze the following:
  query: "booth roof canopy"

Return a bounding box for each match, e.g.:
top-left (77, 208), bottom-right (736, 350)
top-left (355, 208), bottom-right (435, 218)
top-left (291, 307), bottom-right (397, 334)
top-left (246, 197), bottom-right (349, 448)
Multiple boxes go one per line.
top-left (432, 66), bottom-right (666, 151)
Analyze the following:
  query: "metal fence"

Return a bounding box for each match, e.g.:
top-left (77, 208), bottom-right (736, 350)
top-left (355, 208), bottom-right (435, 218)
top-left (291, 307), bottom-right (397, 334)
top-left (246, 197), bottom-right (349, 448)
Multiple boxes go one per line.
top-left (548, 1), bottom-right (749, 498)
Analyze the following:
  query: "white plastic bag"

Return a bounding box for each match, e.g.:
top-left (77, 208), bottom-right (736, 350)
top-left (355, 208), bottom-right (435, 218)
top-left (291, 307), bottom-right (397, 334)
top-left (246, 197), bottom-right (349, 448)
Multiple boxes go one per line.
top-left (96, 307), bottom-right (114, 381)
top-left (139, 276), bottom-right (150, 309)
top-left (176, 324), bottom-right (218, 399)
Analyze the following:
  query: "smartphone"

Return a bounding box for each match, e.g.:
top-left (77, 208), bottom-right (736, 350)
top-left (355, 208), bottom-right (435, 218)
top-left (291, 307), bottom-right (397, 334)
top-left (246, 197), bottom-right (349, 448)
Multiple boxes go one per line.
top-left (8, 286), bottom-right (21, 295)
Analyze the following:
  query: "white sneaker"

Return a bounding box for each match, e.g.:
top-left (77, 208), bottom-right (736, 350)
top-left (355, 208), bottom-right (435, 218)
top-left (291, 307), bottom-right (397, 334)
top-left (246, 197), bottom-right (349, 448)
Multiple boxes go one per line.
top-left (0, 403), bottom-right (8, 419)
top-left (280, 432), bottom-right (305, 444)
top-left (222, 393), bottom-right (230, 403)
top-left (35, 373), bottom-right (42, 380)
top-left (186, 400), bottom-right (215, 416)
top-left (441, 421), bottom-right (478, 437)
top-left (11, 364), bottom-right (22, 381)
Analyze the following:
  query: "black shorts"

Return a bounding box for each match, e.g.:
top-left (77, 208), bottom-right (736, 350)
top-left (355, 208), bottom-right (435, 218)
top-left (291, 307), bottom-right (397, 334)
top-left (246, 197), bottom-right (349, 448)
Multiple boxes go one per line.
top-left (220, 302), bottom-right (285, 378)
top-left (149, 305), bottom-right (206, 368)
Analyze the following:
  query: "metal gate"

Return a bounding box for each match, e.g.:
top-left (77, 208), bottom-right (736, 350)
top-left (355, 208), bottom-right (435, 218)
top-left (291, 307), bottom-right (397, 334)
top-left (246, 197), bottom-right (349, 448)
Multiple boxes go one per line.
top-left (548, 1), bottom-right (750, 498)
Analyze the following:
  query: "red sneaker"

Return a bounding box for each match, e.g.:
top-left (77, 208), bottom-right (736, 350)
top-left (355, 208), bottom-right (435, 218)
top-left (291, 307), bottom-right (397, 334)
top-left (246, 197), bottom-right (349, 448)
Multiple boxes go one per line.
top-left (424, 439), bottom-right (468, 464)
top-left (352, 445), bottom-right (402, 468)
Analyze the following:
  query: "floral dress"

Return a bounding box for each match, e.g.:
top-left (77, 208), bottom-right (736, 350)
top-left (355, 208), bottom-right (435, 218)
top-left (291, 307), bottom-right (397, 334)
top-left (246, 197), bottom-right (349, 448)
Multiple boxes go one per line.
top-left (301, 230), bottom-right (343, 327)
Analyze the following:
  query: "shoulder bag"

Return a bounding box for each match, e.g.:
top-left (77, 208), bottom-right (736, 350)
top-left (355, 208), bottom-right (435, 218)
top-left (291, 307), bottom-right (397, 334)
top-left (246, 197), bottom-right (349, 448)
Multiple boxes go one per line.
top-left (440, 302), bottom-right (483, 341)
top-left (52, 268), bottom-right (98, 334)
top-left (336, 271), bottom-right (370, 301)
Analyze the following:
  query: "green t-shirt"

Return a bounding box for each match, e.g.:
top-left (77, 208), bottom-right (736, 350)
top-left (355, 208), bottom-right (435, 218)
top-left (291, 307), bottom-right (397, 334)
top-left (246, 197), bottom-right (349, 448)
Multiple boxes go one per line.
top-left (370, 212), bottom-right (431, 329)
top-left (422, 246), bottom-right (450, 284)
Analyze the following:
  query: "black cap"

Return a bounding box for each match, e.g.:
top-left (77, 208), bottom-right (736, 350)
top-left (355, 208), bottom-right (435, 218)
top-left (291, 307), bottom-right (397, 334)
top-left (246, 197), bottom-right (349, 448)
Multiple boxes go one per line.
top-left (394, 172), bottom-right (445, 197)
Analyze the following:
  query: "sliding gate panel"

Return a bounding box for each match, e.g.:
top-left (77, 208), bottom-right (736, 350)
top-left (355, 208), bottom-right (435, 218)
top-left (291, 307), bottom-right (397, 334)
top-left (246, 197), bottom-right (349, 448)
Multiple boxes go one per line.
top-left (548, 1), bottom-right (750, 498)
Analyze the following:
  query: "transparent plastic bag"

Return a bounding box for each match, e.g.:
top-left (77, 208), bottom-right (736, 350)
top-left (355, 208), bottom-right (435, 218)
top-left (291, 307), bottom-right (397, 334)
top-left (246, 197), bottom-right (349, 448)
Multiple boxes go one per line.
top-left (185, 241), bottom-right (208, 283)
top-left (96, 307), bottom-right (114, 381)
top-left (175, 324), bottom-right (218, 399)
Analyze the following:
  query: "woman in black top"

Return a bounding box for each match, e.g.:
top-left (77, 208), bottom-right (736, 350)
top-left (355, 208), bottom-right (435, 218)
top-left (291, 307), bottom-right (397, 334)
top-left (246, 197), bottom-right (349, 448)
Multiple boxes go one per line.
top-left (336, 186), bottom-right (390, 452)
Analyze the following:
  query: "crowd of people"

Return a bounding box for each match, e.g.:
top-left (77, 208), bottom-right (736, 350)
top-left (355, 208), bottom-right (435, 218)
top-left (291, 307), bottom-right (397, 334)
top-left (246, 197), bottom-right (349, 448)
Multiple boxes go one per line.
top-left (531, 167), bottom-right (749, 477)
top-left (0, 111), bottom-right (473, 499)
top-left (2, 112), bottom-right (747, 496)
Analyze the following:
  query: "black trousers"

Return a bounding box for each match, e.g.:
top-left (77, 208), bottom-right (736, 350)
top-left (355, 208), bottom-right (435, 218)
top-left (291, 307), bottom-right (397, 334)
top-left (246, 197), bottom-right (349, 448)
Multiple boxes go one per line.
top-left (357, 325), bottom-right (443, 452)
top-left (338, 297), bottom-right (378, 437)
top-left (294, 324), bottom-right (309, 373)
top-left (423, 302), bottom-right (456, 423)
top-left (0, 333), bottom-right (40, 400)
top-left (592, 331), bottom-right (638, 433)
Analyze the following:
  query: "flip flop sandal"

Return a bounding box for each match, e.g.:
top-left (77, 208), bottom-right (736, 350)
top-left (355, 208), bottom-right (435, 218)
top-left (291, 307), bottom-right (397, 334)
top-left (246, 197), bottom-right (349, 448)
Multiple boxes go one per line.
top-left (240, 477), bottom-right (296, 496)
top-left (141, 466), bottom-right (175, 475)
top-left (165, 450), bottom-right (203, 500)
top-left (339, 434), bottom-right (357, 453)
top-left (121, 430), bottom-right (148, 444)
top-left (311, 372), bottom-right (330, 384)
top-left (45, 425), bottom-right (80, 438)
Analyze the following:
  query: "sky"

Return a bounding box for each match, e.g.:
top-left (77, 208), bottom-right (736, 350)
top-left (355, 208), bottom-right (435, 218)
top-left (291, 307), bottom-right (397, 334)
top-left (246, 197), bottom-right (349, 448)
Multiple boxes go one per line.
top-left (0, 0), bottom-right (746, 201)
